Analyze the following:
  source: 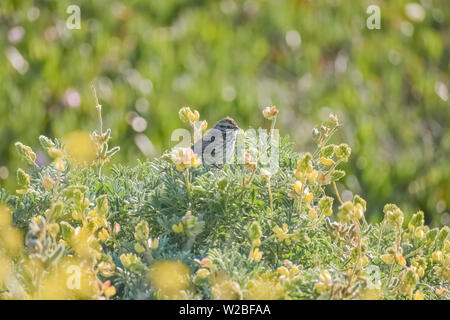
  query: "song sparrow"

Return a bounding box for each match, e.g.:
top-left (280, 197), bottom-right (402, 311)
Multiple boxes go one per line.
top-left (192, 117), bottom-right (239, 166)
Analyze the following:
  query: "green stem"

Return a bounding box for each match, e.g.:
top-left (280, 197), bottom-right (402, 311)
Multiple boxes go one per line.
top-left (271, 116), bottom-right (277, 131)
top-left (267, 179), bottom-right (274, 217)
top-left (376, 222), bottom-right (385, 257)
top-left (184, 169), bottom-right (191, 197)
top-left (333, 181), bottom-right (343, 205)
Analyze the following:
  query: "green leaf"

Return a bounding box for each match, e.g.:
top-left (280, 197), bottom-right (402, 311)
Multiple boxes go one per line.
top-left (331, 170), bottom-right (345, 182)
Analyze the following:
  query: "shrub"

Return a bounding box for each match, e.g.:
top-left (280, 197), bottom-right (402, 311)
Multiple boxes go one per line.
top-left (0, 107), bottom-right (448, 300)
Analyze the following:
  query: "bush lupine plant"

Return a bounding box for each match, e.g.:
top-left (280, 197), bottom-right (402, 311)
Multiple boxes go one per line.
top-left (0, 106), bottom-right (448, 300)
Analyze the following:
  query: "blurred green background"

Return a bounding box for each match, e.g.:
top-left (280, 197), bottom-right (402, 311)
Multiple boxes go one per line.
top-left (0, 0), bottom-right (449, 225)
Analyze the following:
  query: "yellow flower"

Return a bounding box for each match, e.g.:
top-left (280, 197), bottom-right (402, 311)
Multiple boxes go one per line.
top-left (98, 228), bottom-right (110, 241)
top-left (413, 290), bottom-right (424, 300)
top-left (54, 157), bottom-right (65, 171)
top-left (134, 242), bottom-right (145, 253)
top-left (48, 147), bottom-right (64, 159)
top-left (179, 106), bottom-right (200, 125)
top-left (72, 210), bottom-right (82, 221)
top-left (294, 169), bottom-right (303, 180)
top-left (244, 151), bottom-right (257, 170)
top-left (250, 247), bottom-right (263, 262)
top-left (435, 286), bottom-right (445, 295)
top-left (290, 265), bottom-right (300, 275)
top-left (200, 258), bottom-right (213, 269)
top-left (360, 255), bottom-right (369, 267)
top-left (113, 222), bottom-right (121, 234)
top-left (191, 156), bottom-right (201, 168)
top-left (308, 208), bottom-right (318, 219)
top-left (102, 281), bottom-right (116, 299)
top-left (315, 270), bottom-right (332, 293)
top-left (98, 262), bottom-right (115, 277)
top-left (307, 170), bottom-right (318, 182)
top-left (120, 253), bottom-right (142, 270)
top-left (15, 142), bottom-right (36, 165)
top-left (0, 205), bottom-right (12, 227)
top-left (396, 254), bottom-right (406, 267)
top-left (432, 251), bottom-right (443, 262)
top-left (172, 222), bottom-right (184, 233)
top-left (262, 105), bottom-right (279, 120)
top-left (381, 253), bottom-right (394, 264)
top-left (319, 270), bottom-right (332, 284)
top-left (200, 120), bottom-right (208, 132)
top-left (321, 157), bottom-right (333, 166)
top-left (148, 261), bottom-right (190, 299)
top-left (148, 237), bottom-right (159, 249)
top-left (273, 224), bottom-right (291, 244)
top-left (415, 228), bottom-right (425, 239)
top-left (354, 203), bottom-right (365, 220)
top-left (294, 181), bottom-right (303, 195)
top-left (42, 176), bottom-right (55, 190)
top-left (196, 268), bottom-right (210, 279)
top-left (304, 192), bottom-right (313, 203)
top-left (277, 266), bottom-right (289, 277)
top-left (417, 267), bottom-right (425, 277)
top-left (170, 147), bottom-right (201, 171)
top-left (64, 131), bottom-right (97, 165)
top-left (260, 168), bottom-right (272, 181)
top-left (252, 238), bottom-right (261, 246)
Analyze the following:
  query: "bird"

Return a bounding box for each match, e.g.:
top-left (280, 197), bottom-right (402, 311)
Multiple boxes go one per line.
top-left (192, 117), bottom-right (240, 166)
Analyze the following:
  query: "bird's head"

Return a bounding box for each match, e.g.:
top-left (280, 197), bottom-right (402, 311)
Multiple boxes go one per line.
top-left (214, 117), bottom-right (239, 132)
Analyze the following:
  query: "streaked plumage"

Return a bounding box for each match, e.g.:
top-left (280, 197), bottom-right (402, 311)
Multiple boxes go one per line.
top-left (192, 117), bottom-right (239, 166)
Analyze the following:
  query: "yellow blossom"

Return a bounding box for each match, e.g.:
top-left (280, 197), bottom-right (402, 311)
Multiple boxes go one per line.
top-left (196, 268), bottom-right (210, 279)
top-left (360, 255), bottom-right (369, 267)
top-left (172, 222), bottom-right (184, 233)
top-left (396, 254), bottom-right (407, 267)
top-left (148, 237), bottom-right (159, 249)
top-left (170, 147), bottom-right (201, 171)
top-left (381, 253), bottom-right (395, 264)
top-left (277, 266), bottom-right (289, 277)
top-left (273, 224), bottom-right (291, 244)
top-left (307, 170), bottom-right (318, 182)
top-left (54, 157), bottom-right (65, 171)
top-left (432, 251), bottom-right (443, 262)
top-left (294, 181), bottom-right (303, 195)
top-left (413, 290), bottom-right (424, 300)
top-left (200, 120), bottom-right (208, 132)
top-left (148, 261), bottom-right (190, 299)
top-left (250, 247), bottom-right (263, 262)
top-left (435, 287), bottom-right (445, 295)
top-left (200, 258), bottom-right (213, 269)
top-left (0, 205), bottom-right (12, 227)
top-left (308, 208), bottom-right (318, 219)
top-left (290, 265), bottom-right (300, 275)
top-left (415, 228), bottom-right (425, 239)
top-left (42, 176), bottom-right (55, 190)
top-left (98, 228), bottom-right (109, 241)
top-left (102, 281), bottom-right (116, 299)
top-left (321, 157), bottom-right (333, 166)
top-left (262, 105), bottom-right (279, 120)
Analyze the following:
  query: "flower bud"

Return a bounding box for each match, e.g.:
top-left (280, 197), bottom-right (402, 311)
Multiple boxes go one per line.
top-left (134, 220), bottom-right (149, 241)
top-left (249, 221), bottom-right (262, 241)
top-left (262, 105), bottom-right (279, 120)
top-left (15, 142), bottom-right (36, 165)
top-left (42, 176), bottom-right (55, 190)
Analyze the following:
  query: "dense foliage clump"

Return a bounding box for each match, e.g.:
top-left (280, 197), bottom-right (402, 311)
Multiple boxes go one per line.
top-left (0, 112), bottom-right (448, 300)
